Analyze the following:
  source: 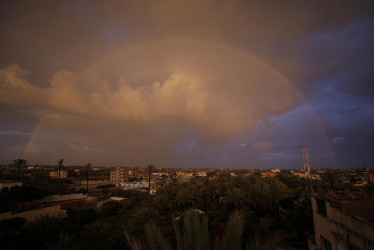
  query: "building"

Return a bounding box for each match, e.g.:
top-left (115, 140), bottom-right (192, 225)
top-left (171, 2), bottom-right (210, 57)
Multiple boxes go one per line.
top-left (97, 197), bottom-right (127, 208)
top-left (50, 169), bottom-right (68, 178)
top-left (110, 166), bottom-right (127, 184)
top-left (197, 171), bottom-right (207, 177)
top-left (261, 171), bottom-right (276, 178)
top-left (291, 170), bottom-right (321, 180)
top-left (309, 194), bottom-right (374, 250)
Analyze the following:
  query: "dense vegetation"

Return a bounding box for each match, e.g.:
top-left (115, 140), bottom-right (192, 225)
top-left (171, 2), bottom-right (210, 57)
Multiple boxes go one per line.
top-left (0, 166), bottom-right (371, 249)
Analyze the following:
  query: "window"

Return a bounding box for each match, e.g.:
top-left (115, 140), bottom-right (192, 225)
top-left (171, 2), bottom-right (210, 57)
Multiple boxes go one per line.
top-left (316, 198), bottom-right (327, 216)
top-left (321, 235), bottom-right (332, 250)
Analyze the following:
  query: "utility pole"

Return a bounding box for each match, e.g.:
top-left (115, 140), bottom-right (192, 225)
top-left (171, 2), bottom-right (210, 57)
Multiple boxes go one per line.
top-left (58, 159), bottom-right (64, 180)
top-left (85, 163), bottom-right (91, 194)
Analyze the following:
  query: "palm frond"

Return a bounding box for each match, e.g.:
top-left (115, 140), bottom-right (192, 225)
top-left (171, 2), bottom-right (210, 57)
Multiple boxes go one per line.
top-left (247, 232), bottom-right (284, 250)
top-left (121, 224), bottom-right (144, 250)
top-left (217, 210), bottom-right (246, 250)
top-left (144, 223), bottom-right (173, 250)
top-left (172, 209), bottom-right (209, 250)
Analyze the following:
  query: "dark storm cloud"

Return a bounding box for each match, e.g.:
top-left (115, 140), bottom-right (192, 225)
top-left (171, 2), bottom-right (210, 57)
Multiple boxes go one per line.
top-left (0, 0), bottom-right (373, 168)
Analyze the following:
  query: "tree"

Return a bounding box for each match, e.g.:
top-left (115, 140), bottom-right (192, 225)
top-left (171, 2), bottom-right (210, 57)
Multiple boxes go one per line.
top-left (246, 232), bottom-right (284, 250)
top-left (151, 193), bottom-right (173, 212)
top-left (200, 177), bottom-right (210, 211)
top-left (172, 209), bottom-right (210, 250)
top-left (129, 207), bottom-right (159, 227)
top-left (13, 158), bottom-right (27, 181)
top-left (223, 188), bottom-right (246, 210)
top-left (175, 187), bottom-right (196, 209)
top-left (123, 209), bottom-right (246, 250)
top-left (246, 182), bottom-right (265, 215)
top-left (82, 220), bottom-right (110, 250)
top-left (323, 168), bottom-right (338, 190)
top-left (47, 232), bottom-right (76, 250)
top-left (266, 178), bottom-right (289, 227)
top-left (147, 164), bottom-right (155, 194)
top-left (215, 210), bottom-right (246, 250)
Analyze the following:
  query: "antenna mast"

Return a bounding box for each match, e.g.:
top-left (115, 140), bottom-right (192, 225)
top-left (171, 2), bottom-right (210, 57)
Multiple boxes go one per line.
top-left (301, 147), bottom-right (311, 176)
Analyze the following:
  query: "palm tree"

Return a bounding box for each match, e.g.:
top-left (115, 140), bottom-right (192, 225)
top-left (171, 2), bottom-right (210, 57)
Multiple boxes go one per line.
top-left (215, 210), bottom-right (246, 250)
top-left (13, 158), bottom-right (27, 181)
top-left (246, 182), bottom-right (264, 215)
top-left (175, 187), bottom-right (196, 209)
top-left (28, 215), bottom-right (55, 249)
top-left (129, 207), bottom-right (159, 227)
top-left (323, 168), bottom-right (338, 190)
top-left (266, 178), bottom-right (289, 227)
top-left (147, 164), bottom-right (155, 194)
top-left (151, 193), bottom-right (173, 212)
top-left (57, 159), bottom-right (64, 180)
top-left (223, 188), bottom-right (246, 210)
top-left (123, 209), bottom-right (246, 250)
top-left (172, 209), bottom-right (210, 250)
top-left (246, 232), bottom-right (283, 250)
top-left (122, 225), bottom-right (144, 250)
top-left (201, 177), bottom-right (210, 211)
top-left (47, 232), bottom-right (76, 250)
top-left (82, 220), bottom-right (108, 250)
top-left (302, 177), bottom-right (313, 200)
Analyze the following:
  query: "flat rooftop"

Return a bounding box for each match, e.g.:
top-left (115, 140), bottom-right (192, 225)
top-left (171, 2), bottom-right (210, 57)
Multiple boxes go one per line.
top-left (314, 191), bottom-right (374, 223)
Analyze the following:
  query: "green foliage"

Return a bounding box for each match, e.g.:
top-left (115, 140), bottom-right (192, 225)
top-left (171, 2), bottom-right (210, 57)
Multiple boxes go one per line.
top-left (129, 207), bottom-right (159, 228)
top-left (1, 169), bottom-right (352, 249)
top-left (215, 210), bottom-right (246, 250)
top-left (145, 223), bottom-right (173, 250)
top-left (67, 208), bottom-right (97, 224)
top-left (246, 232), bottom-right (284, 250)
top-left (172, 209), bottom-right (210, 250)
top-left (101, 201), bottom-right (122, 216)
top-left (222, 188), bottom-right (245, 210)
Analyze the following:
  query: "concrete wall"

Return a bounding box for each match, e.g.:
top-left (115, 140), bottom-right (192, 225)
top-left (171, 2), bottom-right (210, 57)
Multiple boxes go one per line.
top-left (69, 180), bottom-right (111, 190)
top-left (36, 193), bottom-right (87, 203)
top-left (0, 205), bottom-right (61, 222)
top-left (0, 182), bottom-right (22, 190)
top-left (311, 197), bottom-right (374, 250)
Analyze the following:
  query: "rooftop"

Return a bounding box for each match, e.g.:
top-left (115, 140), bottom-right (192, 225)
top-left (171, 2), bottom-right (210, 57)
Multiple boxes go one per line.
top-left (314, 191), bottom-right (374, 223)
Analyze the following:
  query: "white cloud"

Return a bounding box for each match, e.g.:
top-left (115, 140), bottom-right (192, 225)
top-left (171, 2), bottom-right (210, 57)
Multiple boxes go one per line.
top-left (252, 141), bottom-right (273, 151)
top-left (331, 137), bottom-right (345, 144)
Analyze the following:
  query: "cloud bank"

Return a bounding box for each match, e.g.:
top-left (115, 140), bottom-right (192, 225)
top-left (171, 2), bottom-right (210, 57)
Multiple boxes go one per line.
top-left (0, 39), bottom-right (300, 147)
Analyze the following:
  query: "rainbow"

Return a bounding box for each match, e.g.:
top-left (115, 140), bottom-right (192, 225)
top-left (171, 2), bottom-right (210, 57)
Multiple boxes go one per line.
top-left (24, 37), bottom-right (336, 166)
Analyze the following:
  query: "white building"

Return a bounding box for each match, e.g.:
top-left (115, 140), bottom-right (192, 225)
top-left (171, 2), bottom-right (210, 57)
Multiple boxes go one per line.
top-left (50, 169), bottom-right (68, 179)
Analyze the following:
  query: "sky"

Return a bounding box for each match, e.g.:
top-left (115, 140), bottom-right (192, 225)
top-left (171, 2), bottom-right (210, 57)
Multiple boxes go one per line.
top-left (0, 0), bottom-right (373, 169)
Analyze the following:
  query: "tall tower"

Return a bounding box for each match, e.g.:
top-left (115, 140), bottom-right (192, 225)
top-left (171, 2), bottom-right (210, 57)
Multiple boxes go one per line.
top-left (301, 147), bottom-right (311, 175)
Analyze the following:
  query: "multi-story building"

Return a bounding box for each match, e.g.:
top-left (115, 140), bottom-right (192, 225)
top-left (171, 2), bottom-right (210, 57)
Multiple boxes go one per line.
top-left (50, 169), bottom-right (68, 178)
top-left (309, 194), bottom-right (374, 250)
top-left (110, 166), bottom-right (127, 184)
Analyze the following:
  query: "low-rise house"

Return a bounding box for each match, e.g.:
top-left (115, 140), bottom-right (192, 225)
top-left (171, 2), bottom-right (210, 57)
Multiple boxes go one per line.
top-left (309, 193), bottom-right (374, 250)
top-left (50, 169), bottom-right (68, 178)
